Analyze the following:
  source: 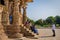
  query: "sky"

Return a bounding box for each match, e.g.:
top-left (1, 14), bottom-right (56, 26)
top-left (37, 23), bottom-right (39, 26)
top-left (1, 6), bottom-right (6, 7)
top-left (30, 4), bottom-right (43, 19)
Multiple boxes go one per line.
top-left (26, 0), bottom-right (60, 21)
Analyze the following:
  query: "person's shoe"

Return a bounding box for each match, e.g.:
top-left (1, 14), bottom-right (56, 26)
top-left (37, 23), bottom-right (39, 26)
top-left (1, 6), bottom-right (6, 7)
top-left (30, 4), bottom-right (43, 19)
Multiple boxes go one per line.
top-left (53, 35), bottom-right (55, 37)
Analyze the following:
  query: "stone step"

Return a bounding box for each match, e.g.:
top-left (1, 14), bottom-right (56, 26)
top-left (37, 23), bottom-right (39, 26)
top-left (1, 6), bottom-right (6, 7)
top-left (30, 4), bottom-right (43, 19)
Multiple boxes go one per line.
top-left (21, 25), bottom-right (37, 37)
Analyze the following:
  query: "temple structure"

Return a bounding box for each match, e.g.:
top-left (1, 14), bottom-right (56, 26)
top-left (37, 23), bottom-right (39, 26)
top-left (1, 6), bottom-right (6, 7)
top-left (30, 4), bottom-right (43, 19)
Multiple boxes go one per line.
top-left (0, 0), bottom-right (38, 40)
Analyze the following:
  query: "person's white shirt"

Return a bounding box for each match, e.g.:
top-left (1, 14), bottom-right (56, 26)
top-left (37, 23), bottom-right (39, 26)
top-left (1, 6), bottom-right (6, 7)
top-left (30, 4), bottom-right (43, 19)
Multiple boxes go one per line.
top-left (52, 24), bottom-right (56, 30)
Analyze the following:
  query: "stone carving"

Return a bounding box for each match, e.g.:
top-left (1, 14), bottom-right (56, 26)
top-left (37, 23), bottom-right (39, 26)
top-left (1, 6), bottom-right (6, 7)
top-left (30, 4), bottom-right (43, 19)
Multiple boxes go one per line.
top-left (0, 0), bottom-right (37, 40)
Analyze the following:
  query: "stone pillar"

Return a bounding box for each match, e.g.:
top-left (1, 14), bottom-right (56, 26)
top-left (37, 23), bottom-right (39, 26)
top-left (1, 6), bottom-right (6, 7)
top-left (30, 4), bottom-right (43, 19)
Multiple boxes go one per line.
top-left (4, 0), bottom-right (9, 8)
top-left (19, 4), bottom-right (23, 25)
top-left (9, 2), bottom-right (13, 24)
top-left (13, 0), bottom-right (20, 25)
top-left (10, 0), bottom-right (23, 38)
top-left (2, 0), bottom-right (10, 25)
top-left (21, 0), bottom-right (27, 24)
top-left (9, 2), bottom-right (13, 16)
top-left (0, 5), bottom-right (3, 25)
top-left (23, 6), bottom-right (27, 24)
top-left (0, 5), bottom-right (8, 40)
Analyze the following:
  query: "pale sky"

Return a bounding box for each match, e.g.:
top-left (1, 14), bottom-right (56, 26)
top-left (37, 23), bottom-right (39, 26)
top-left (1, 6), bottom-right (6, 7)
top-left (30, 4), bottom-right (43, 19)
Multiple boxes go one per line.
top-left (26, 0), bottom-right (60, 21)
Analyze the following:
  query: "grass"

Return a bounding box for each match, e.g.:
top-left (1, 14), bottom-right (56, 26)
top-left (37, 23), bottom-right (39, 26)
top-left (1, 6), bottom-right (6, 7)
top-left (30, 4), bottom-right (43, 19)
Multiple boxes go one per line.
top-left (35, 25), bottom-right (60, 29)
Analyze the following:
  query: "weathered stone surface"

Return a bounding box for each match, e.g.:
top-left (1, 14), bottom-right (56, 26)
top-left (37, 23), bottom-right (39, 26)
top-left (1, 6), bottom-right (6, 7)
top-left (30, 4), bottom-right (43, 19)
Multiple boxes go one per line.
top-left (9, 33), bottom-right (23, 38)
top-left (0, 5), bottom-right (4, 25)
top-left (23, 6), bottom-right (27, 24)
top-left (0, 33), bottom-right (8, 40)
top-left (3, 25), bottom-right (23, 38)
top-left (0, 0), bottom-right (35, 39)
top-left (0, 25), bottom-right (8, 40)
top-left (2, 6), bottom-right (10, 25)
top-left (0, 5), bottom-right (8, 40)
top-left (19, 13), bottom-right (23, 25)
top-left (12, 0), bottom-right (20, 25)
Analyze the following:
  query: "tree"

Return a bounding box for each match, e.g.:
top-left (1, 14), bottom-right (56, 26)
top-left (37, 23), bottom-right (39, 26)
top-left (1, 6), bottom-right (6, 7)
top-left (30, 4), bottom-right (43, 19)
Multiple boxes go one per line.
top-left (35, 19), bottom-right (43, 26)
top-left (55, 16), bottom-right (60, 24)
top-left (43, 20), bottom-right (47, 25)
top-left (46, 16), bottom-right (55, 24)
top-left (27, 17), bottom-right (35, 24)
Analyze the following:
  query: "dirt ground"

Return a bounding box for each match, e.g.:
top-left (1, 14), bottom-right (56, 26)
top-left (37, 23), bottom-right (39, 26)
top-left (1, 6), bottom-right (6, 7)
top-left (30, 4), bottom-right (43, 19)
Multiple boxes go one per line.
top-left (9, 29), bottom-right (60, 40)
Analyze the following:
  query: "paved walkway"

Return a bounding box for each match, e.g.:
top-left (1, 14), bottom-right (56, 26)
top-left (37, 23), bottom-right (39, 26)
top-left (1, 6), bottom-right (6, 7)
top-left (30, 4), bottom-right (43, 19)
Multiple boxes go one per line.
top-left (9, 29), bottom-right (60, 40)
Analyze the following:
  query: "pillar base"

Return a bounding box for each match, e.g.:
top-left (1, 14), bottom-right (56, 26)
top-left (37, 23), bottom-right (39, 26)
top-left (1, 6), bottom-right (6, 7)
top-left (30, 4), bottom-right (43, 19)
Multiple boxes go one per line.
top-left (4, 24), bottom-right (23, 38)
top-left (0, 25), bottom-right (8, 40)
top-left (9, 33), bottom-right (23, 38)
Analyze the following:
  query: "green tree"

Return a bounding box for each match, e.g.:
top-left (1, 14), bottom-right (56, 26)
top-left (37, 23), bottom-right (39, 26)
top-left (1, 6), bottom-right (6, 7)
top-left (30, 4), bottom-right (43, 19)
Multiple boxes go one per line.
top-left (46, 16), bottom-right (55, 24)
top-left (55, 16), bottom-right (60, 24)
top-left (27, 17), bottom-right (35, 24)
top-left (35, 19), bottom-right (43, 26)
top-left (43, 20), bottom-right (47, 25)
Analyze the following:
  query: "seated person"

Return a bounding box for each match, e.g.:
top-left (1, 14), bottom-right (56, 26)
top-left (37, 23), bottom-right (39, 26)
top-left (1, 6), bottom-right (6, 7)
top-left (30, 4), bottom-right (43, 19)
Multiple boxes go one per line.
top-left (30, 24), bottom-right (39, 35)
top-left (24, 20), bottom-right (30, 26)
top-left (24, 20), bottom-right (31, 29)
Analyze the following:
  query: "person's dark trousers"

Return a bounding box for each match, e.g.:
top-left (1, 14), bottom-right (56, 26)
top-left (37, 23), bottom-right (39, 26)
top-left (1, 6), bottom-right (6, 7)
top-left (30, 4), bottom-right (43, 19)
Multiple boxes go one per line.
top-left (52, 30), bottom-right (55, 37)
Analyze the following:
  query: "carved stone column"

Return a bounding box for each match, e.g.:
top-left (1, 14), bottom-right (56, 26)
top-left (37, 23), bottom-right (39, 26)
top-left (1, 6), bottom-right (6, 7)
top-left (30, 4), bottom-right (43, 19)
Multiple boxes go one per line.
top-left (2, 0), bottom-right (10, 25)
top-left (9, 2), bottom-right (13, 24)
top-left (19, 4), bottom-right (23, 25)
top-left (4, 0), bottom-right (9, 8)
top-left (23, 6), bottom-right (27, 24)
top-left (0, 5), bottom-right (3, 25)
top-left (0, 5), bottom-right (8, 40)
top-left (9, 2), bottom-right (13, 15)
top-left (21, 0), bottom-right (27, 24)
top-left (13, 0), bottom-right (20, 25)
top-left (10, 0), bottom-right (23, 38)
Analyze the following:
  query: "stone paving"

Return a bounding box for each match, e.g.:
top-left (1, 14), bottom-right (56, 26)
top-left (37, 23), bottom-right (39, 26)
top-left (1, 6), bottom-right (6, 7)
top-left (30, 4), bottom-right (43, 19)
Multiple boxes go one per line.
top-left (9, 29), bottom-right (60, 40)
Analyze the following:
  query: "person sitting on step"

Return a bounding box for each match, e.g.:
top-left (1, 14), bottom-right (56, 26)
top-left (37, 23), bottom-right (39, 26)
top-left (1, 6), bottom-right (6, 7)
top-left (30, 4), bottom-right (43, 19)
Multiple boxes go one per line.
top-left (30, 24), bottom-right (39, 35)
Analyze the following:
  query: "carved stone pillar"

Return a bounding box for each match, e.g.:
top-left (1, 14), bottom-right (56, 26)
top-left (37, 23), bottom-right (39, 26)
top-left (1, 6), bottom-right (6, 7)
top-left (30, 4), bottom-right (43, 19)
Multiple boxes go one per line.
top-left (21, 0), bottom-right (27, 24)
top-left (9, 2), bottom-right (13, 15)
top-left (10, 0), bottom-right (23, 38)
top-left (19, 5), bottom-right (23, 25)
top-left (4, 0), bottom-right (9, 8)
top-left (2, 0), bottom-right (10, 25)
top-left (0, 5), bottom-right (3, 25)
top-left (13, 0), bottom-right (20, 25)
top-left (9, 2), bottom-right (13, 24)
top-left (0, 5), bottom-right (8, 40)
top-left (23, 6), bottom-right (27, 24)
